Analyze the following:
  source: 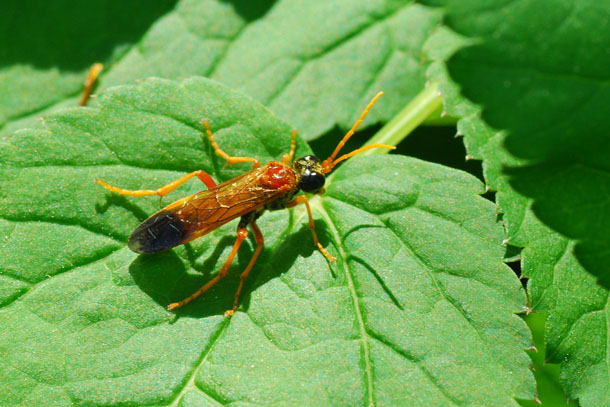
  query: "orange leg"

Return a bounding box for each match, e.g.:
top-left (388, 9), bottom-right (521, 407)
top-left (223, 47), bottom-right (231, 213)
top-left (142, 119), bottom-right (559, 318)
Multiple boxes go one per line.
top-left (201, 120), bottom-right (260, 169)
top-left (95, 170), bottom-right (217, 202)
top-left (287, 195), bottom-right (337, 263)
top-left (167, 228), bottom-right (249, 311)
top-left (224, 221), bottom-right (264, 317)
top-left (79, 63), bottom-right (104, 106)
top-left (282, 129), bottom-right (298, 165)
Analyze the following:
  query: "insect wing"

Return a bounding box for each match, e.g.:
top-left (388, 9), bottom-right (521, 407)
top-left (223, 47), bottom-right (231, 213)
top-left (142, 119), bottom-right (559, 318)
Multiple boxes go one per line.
top-left (128, 167), bottom-right (289, 253)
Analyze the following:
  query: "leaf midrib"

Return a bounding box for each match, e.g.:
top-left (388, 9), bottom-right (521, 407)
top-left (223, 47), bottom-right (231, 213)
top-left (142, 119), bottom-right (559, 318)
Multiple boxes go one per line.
top-left (168, 318), bottom-right (230, 407)
top-left (319, 192), bottom-right (522, 402)
top-left (314, 198), bottom-right (375, 407)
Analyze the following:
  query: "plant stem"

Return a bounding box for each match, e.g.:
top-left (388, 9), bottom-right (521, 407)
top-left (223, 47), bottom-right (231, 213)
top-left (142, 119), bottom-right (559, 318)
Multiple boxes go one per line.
top-left (362, 82), bottom-right (443, 154)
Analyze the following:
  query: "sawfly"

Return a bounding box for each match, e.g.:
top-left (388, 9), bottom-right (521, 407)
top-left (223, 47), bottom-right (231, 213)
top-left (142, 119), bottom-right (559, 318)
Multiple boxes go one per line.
top-left (96, 92), bottom-right (393, 316)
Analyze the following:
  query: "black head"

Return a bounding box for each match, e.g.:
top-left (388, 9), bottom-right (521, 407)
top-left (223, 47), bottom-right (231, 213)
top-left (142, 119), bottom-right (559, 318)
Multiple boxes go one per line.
top-left (294, 155), bottom-right (325, 193)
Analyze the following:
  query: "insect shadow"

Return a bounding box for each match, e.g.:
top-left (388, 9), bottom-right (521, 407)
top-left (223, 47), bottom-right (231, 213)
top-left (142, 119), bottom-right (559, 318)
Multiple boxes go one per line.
top-left (95, 92), bottom-right (391, 316)
top-left (95, 193), bottom-right (150, 221)
top-left (128, 235), bottom-right (253, 318)
top-left (127, 219), bottom-right (335, 318)
top-left (236, 220), bottom-right (337, 313)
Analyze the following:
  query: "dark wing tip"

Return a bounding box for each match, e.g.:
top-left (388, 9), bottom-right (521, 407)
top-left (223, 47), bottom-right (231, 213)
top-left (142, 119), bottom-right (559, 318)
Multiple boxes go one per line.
top-left (128, 211), bottom-right (186, 254)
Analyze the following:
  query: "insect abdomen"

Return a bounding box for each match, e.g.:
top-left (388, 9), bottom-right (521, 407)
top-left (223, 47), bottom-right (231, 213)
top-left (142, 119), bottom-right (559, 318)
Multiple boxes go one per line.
top-left (128, 211), bottom-right (186, 254)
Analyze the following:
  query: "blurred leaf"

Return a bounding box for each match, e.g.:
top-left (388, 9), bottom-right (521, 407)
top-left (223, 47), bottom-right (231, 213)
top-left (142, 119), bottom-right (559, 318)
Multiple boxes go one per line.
top-left (419, 0), bottom-right (610, 287)
top-left (420, 1), bottom-right (610, 405)
top-left (0, 0), bottom-right (176, 132)
top-left (0, 0), bottom-right (441, 140)
top-left (0, 78), bottom-right (533, 406)
top-left (519, 313), bottom-right (579, 407)
top-left (521, 222), bottom-right (608, 407)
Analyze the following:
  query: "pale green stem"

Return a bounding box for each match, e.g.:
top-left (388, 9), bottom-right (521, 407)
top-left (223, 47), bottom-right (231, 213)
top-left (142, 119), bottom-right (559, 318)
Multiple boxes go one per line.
top-left (362, 82), bottom-right (443, 154)
top-left (422, 103), bottom-right (458, 126)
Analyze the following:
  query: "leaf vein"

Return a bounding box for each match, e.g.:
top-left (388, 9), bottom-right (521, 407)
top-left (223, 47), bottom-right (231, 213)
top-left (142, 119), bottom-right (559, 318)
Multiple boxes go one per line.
top-left (265, 4), bottom-right (410, 107)
top-left (0, 215), bottom-right (125, 243)
top-left (316, 203), bottom-right (375, 407)
top-left (366, 331), bottom-right (464, 406)
top-left (168, 317), bottom-right (230, 407)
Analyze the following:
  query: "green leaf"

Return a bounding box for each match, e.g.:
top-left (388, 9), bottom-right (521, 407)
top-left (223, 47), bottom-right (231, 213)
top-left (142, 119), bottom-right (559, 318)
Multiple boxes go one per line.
top-left (0, 0), bottom-right (441, 141)
top-left (419, 0), bottom-right (610, 286)
top-left (519, 313), bottom-right (579, 407)
top-left (0, 78), bottom-right (533, 406)
top-left (523, 223), bottom-right (609, 407)
top-left (0, 0), bottom-right (177, 133)
top-left (434, 67), bottom-right (607, 407)
top-left (420, 2), bottom-right (610, 406)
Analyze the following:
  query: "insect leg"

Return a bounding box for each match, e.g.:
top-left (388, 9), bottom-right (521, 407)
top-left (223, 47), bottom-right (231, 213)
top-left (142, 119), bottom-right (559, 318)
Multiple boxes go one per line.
top-left (201, 120), bottom-right (261, 169)
top-left (224, 221), bottom-right (264, 317)
top-left (286, 195), bottom-right (337, 263)
top-left (167, 227), bottom-right (249, 311)
top-left (281, 129), bottom-right (298, 165)
top-left (79, 63), bottom-right (103, 106)
top-left (95, 170), bottom-right (217, 199)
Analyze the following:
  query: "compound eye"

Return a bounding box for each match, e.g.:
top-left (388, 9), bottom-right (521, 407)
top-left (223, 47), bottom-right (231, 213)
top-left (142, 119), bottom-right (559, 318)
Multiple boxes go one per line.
top-left (300, 170), bottom-right (325, 193)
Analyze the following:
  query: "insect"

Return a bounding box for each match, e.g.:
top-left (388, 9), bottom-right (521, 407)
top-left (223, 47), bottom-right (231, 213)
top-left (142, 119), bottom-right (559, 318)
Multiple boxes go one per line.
top-left (95, 92), bottom-right (393, 316)
top-left (80, 63), bottom-right (103, 106)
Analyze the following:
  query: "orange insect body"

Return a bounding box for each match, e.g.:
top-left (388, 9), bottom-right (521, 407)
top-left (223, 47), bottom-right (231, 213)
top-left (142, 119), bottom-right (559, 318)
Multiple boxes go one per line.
top-left (128, 162), bottom-right (298, 254)
top-left (95, 92), bottom-right (393, 316)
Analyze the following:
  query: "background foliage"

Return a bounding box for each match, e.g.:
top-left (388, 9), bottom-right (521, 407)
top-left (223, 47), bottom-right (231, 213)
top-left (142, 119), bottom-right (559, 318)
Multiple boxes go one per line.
top-left (1, 1), bottom-right (606, 406)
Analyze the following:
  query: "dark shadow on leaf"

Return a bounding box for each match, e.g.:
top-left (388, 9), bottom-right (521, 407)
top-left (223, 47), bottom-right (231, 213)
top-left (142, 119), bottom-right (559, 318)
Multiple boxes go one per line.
top-left (129, 234), bottom-right (257, 318)
top-left (349, 255), bottom-right (404, 310)
top-left (506, 161), bottom-right (610, 288)
top-left (129, 251), bottom-right (187, 306)
top-left (0, 0), bottom-right (177, 71)
top-left (219, 0), bottom-right (277, 22)
top-left (129, 249), bottom-right (231, 319)
top-left (398, 124), bottom-right (485, 184)
top-left (95, 193), bottom-right (149, 221)
top-left (128, 216), bottom-right (336, 318)
top-left (184, 235), bottom-right (238, 274)
top-left (237, 221), bottom-right (337, 312)
top-left (448, 42), bottom-right (610, 287)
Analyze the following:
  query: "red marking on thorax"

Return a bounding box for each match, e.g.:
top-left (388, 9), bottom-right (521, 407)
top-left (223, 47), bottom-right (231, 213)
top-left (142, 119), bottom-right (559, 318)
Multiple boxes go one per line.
top-left (259, 162), bottom-right (296, 190)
